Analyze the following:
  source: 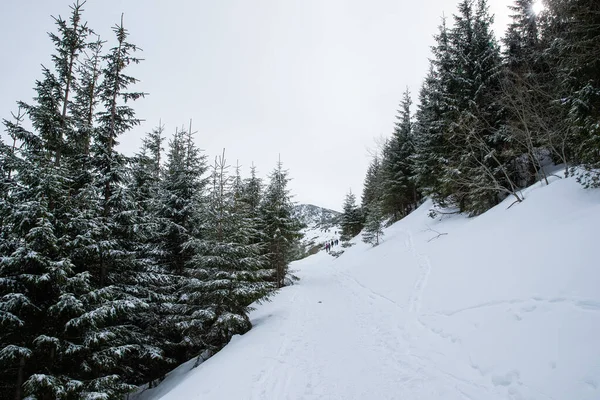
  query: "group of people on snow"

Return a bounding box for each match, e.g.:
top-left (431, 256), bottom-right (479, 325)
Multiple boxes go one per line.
top-left (325, 239), bottom-right (339, 252)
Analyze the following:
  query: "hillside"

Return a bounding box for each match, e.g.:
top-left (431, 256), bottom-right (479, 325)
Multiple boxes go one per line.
top-left (294, 204), bottom-right (341, 254)
top-left (135, 174), bottom-right (600, 400)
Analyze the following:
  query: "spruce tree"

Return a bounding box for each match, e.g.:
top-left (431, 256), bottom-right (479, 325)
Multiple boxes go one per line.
top-left (65, 16), bottom-right (152, 396)
top-left (340, 190), bottom-right (363, 242)
top-left (544, 0), bottom-right (600, 186)
top-left (0, 4), bottom-right (96, 397)
top-left (259, 159), bottom-right (303, 288)
top-left (155, 125), bottom-right (208, 364)
top-left (412, 20), bottom-right (455, 207)
top-left (361, 155), bottom-right (383, 212)
top-left (186, 152), bottom-right (273, 356)
top-left (380, 89), bottom-right (419, 221)
top-left (240, 164), bottom-right (264, 245)
top-left (362, 201), bottom-right (385, 246)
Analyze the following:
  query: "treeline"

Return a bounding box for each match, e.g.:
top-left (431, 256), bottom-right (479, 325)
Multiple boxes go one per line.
top-left (0, 3), bottom-right (303, 399)
top-left (341, 0), bottom-right (600, 246)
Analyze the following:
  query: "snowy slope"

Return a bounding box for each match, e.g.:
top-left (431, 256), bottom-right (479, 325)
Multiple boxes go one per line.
top-left (137, 174), bottom-right (600, 400)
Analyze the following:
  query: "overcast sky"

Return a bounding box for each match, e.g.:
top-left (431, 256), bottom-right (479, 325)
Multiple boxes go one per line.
top-left (0, 0), bottom-right (514, 211)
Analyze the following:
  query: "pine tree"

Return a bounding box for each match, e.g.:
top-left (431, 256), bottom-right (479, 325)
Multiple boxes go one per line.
top-left (259, 159), bottom-right (303, 288)
top-left (544, 0), bottom-right (600, 186)
top-left (184, 152), bottom-right (273, 356)
top-left (413, 1), bottom-right (517, 215)
top-left (499, 0), bottom-right (557, 188)
top-left (412, 20), bottom-right (455, 207)
top-left (340, 190), bottom-right (363, 242)
top-left (64, 16), bottom-right (152, 396)
top-left (380, 89), bottom-right (419, 221)
top-left (0, 4), bottom-right (97, 397)
top-left (128, 124), bottom-right (175, 385)
top-left (155, 125), bottom-right (208, 365)
top-left (361, 155), bottom-right (383, 211)
top-left (362, 201), bottom-right (385, 246)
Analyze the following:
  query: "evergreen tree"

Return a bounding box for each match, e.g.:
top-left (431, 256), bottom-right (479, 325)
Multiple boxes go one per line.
top-left (185, 152), bottom-right (273, 356)
top-left (240, 164), bottom-right (264, 245)
top-left (412, 20), bottom-right (455, 206)
top-left (362, 201), bottom-right (385, 246)
top-left (260, 159), bottom-right (303, 288)
top-left (413, 1), bottom-right (517, 215)
top-left (544, 0), bottom-right (600, 186)
top-left (0, 4), bottom-right (96, 397)
top-left (65, 16), bottom-right (152, 396)
top-left (340, 190), bottom-right (363, 242)
top-left (155, 125), bottom-right (208, 365)
top-left (380, 89), bottom-right (419, 221)
top-left (128, 124), bottom-right (175, 385)
top-left (361, 155), bottom-right (383, 211)
top-left (499, 0), bottom-right (556, 188)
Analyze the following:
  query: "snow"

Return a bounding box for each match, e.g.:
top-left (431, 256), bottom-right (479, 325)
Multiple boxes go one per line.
top-left (136, 174), bottom-right (600, 400)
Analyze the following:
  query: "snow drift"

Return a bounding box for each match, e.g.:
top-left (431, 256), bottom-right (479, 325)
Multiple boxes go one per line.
top-left (136, 174), bottom-right (600, 400)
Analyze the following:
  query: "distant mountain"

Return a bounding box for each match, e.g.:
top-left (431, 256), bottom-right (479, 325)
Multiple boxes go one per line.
top-left (293, 204), bottom-right (341, 229)
top-left (293, 204), bottom-right (342, 255)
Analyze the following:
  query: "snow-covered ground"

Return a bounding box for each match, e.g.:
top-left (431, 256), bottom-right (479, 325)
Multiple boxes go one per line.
top-left (136, 174), bottom-right (600, 400)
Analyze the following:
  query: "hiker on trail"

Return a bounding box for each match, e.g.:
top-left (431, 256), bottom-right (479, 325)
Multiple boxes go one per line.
top-left (335, 239), bottom-right (339, 246)
top-left (325, 243), bottom-right (330, 252)
top-left (331, 240), bottom-right (334, 247)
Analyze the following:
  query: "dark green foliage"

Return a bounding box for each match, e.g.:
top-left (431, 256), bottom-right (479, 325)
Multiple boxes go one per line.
top-left (357, 0), bottom-right (600, 225)
top-left (340, 190), bottom-right (363, 242)
top-left (362, 201), bottom-right (385, 246)
top-left (259, 160), bottom-right (304, 288)
top-left (380, 89), bottom-right (420, 222)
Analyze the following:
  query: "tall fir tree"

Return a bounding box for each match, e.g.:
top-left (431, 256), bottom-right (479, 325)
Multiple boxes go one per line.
top-left (186, 152), bottom-right (273, 357)
top-left (380, 89), bottom-right (419, 221)
top-left (340, 190), bottom-right (363, 242)
top-left (0, 4), bottom-right (98, 398)
top-left (259, 159), bottom-right (303, 288)
top-left (362, 201), bottom-right (385, 246)
top-left (544, 0), bottom-right (600, 186)
top-left (155, 125), bottom-right (208, 365)
top-left (65, 16), bottom-right (153, 397)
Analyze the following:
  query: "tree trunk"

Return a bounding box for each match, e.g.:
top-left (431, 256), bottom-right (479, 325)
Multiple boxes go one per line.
top-left (14, 356), bottom-right (25, 400)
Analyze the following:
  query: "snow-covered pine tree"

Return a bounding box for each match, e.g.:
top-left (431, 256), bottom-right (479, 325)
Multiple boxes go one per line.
top-left (340, 190), bottom-right (363, 243)
top-left (380, 89), bottom-right (419, 222)
top-left (63, 16), bottom-right (154, 397)
top-left (259, 159), bottom-right (303, 288)
top-left (412, 20), bottom-right (456, 208)
top-left (499, 0), bottom-right (556, 188)
top-left (240, 164), bottom-right (264, 245)
top-left (0, 156), bottom-right (93, 399)
top-left (362, 201), bottom-right (385, 246)
top-left (414, 0), bottom-right (515, 215)
top-left (543, 0), bottom-right (600, 186)
top-left (361, 155), bottom-right (383, 212)
top-left (155, 125), bottom-right (208, 365)
top-left (128, 124), bottom-right (177, 385)
top-left (69, 34), bottom-right (104, 191)
top-left (0, 4), bottom-right (99, 397)
top-left (183, 151), bottom-right (273, 356)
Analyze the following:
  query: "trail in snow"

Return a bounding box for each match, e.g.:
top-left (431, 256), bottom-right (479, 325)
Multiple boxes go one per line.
top-left (137, 175), bottom-right (600, 400)
top-left (404, 229), bottom-right (433, 314)
top-left (150, 249), bottom-right (504, 400)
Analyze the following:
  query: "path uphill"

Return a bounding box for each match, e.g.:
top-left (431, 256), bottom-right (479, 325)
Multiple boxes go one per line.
top-left (142, 175), bottom-right (600, 400)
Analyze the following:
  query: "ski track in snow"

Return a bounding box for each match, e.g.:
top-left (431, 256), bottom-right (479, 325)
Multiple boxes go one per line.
top-left (405, 229), bottom-right (432, 315)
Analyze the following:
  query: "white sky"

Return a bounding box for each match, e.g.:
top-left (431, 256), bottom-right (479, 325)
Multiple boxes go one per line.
top-left (0, 0), bottom-right (513, 211)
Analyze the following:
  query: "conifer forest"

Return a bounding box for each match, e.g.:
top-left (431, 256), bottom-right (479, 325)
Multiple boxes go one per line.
top-left (1, 0), bottom-right (600, 398)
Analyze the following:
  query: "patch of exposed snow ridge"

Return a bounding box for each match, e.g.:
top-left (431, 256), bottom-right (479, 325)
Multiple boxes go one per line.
top-left (135, 173), bottom-right (600, 400)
